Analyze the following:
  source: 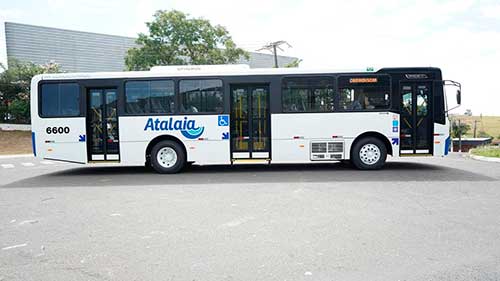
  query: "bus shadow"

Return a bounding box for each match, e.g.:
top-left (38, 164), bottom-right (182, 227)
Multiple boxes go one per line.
top-left (2, 161), bottom-right (495, 188)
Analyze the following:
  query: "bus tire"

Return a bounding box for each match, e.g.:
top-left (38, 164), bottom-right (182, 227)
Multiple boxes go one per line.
top-left (150, 140), bottom-right (186, 174)
top-left (351, 137), bottom-right (387, 170)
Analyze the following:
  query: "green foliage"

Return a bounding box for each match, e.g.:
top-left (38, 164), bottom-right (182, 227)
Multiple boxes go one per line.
top-left (0, 58), bottom-right (61, 123)
top-left (0, 105), bottom-right (7, 122)
top-left (9, 98), bottom-right (30, 123)
top-left (125, 10), bottom-right (249, 70)
top-left (471, 146), bottom-right (500, 158)
top-left (450, 119), bottom-right (470, 138)
top-left (284, 59), bottom-right (302, 68)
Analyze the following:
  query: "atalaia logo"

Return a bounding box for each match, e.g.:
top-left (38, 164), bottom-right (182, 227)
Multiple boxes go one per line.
top-left (143, 117), bottom-right (204, 139)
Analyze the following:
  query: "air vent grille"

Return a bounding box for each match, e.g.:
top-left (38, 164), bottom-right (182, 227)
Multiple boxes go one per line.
top-left (328, 142), bottom-right (343, 153)
top-left (311, 141), bottom-right (344, 161)
top-left (311, 142), bottom-right (327, 153)
top-left (330, 154), bottom-right (342, 160)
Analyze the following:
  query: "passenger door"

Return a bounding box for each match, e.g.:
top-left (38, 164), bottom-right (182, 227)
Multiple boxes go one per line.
top-left (230, 84), bottom-right (271, 159)
top-left (87, 88), bottom-right (120, 161)
top-left (400, 83), bottom-right (433, 154)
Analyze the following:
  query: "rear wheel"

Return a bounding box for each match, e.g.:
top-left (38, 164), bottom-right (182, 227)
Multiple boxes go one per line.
top-left (150, 140), bottom-right (186, 174)
top-left (351, 137), bottom-right (387, 170)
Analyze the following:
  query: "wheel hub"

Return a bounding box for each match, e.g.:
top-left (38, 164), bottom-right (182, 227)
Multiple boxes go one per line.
top-left (359, 143), bottom-right (381, 165)
top-left (157, 147), bottom-right (178, 168)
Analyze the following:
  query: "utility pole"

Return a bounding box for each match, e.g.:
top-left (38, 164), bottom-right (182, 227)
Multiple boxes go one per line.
top-left (458, 119), bottom-right (462, 152)
top-left (473, 120), bottom-right (479, 138)
top-left (257, 41), bottom-right (292, 68)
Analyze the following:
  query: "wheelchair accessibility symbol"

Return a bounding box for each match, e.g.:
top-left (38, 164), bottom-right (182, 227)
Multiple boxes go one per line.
top-left (218, 115), bottom-right (229, 126)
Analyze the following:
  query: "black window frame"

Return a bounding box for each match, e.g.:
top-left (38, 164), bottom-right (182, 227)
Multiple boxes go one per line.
top-left (337, 74), bottom-right (392, 112)
top-left (281, 76), bottom-right (336, 113)
top-left (38, 81), bottom-right (83, 118)
top-left (124, 79), bottom-right (176, 116)
top-left (179, 78), bottom-right (225, 115)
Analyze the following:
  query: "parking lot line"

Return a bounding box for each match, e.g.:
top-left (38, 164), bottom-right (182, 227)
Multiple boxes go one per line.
top-left (1, 164), bottom-right (15, 169)
top-left (21, 162), bottom-right (35, 167)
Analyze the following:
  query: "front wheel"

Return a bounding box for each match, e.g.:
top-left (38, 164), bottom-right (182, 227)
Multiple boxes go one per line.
top-left (351, 137), bottom-right (387, 170)
top-left (150, 140), bottom-right (186, 174)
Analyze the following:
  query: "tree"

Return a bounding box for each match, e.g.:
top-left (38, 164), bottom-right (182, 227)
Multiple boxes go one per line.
top-left (125, 10), bottom-right (249, 70)
top-left (284, 59), bottom-right (302, 68)
top-left (450, 119), bottom-right (470, 138)
top-left (0, 59), bottom-right (61, 123)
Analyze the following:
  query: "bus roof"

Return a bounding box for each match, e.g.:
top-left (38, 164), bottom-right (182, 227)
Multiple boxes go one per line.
top-left (35, 65), bottom-right (442, 81)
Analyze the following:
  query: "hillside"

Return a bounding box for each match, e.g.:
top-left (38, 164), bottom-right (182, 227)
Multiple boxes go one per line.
top-left (450, 115), bottom-right (500, 140)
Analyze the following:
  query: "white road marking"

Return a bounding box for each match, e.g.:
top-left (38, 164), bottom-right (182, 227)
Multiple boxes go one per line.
top-left (220, 216), bottom-right (255, 228)
top-left (1, 164), bottom-right (14, 169)
top-left (2, 243), bottom-right (28, 251)
top-left (110, 213), bottom-right (122, 217)
top-left (40, 160), bottom-right (55, 165)
top-left (21, 162), bottom-right (35, 167)
top-left (18, 220), bottom-right (39, 225)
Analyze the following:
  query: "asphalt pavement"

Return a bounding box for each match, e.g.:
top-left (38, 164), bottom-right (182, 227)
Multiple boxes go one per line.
top-left (1, 154), bottom-right (500, 281)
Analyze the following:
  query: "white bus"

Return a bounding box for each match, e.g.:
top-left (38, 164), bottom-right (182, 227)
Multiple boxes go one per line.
top-left (30, 65), bottom-right (461, 173)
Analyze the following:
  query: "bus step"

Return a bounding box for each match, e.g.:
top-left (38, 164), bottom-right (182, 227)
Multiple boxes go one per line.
top-left (232, 159), bottom-right (270, 165)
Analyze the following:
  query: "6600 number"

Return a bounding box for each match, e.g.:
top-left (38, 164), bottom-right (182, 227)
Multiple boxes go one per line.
top-left (46, 126), bottom-right (70, 134)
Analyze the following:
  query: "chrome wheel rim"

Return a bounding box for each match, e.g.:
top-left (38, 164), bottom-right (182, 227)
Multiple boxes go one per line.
top-left (359, 144), bottom-right (381, 165)
top-left (157, 147), bottom-right (178, 168)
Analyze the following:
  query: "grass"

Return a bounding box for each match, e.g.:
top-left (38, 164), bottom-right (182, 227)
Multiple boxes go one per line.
top-left (470, 146), bottom-right (500, 158)
top-left (451, 115), bottom-right (500, 139)
top-left (0, 130), bottom-right (32, 155)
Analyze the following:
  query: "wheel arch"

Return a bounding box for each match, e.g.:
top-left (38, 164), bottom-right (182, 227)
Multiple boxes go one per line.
top-left (351, 131), bottom-right (393, 157)
top-left (145, 135), bottom-right (187, 165)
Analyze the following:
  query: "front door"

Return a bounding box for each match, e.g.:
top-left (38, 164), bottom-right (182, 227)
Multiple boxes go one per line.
top-left (87, 88), bottom-right (120, 161)
top-left (400, 83), bottom-right (432, 154)
top-left (230, 84), bottom-right (270, 159)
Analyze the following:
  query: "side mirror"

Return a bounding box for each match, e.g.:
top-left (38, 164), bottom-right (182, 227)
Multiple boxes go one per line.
top-left (444, 80), bottom-right (461, 113)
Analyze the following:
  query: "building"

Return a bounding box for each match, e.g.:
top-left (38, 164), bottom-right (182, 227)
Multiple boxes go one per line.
top-left (3, 22), bottom-right (297, 72)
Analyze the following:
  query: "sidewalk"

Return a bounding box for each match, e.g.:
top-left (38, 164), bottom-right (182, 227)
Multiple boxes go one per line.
top-left (0, 154), bottom-right (33, 159)
top-left (468, 153), bottom-right (500, 163)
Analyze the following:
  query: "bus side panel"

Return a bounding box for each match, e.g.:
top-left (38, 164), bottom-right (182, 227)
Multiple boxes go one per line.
top-left (35, 118), bottom-right (87, 163)
top-left (30, 76), bottom-right (87, 163)
top-left (271, 112), bottom-right (399, 163)
top-left (118, 115), bottom-right (230, 165)
top-left (434, 119), bottom-right (450, 157)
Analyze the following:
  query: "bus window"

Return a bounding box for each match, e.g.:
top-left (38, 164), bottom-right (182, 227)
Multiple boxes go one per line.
top-left (338, 75), bottom-right (390, 111)
top-left (179, 79), bottom-right (223, 113)
top-left (125, 80), bottom-right (175, 114)
top-left (40, 83), bottom-right (80, 117)
top-left (282, 77), bottom-right (334, 112)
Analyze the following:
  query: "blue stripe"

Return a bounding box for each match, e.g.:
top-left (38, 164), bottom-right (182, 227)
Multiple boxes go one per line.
top-left (444, 136), bottom-right (451, 156)
top-left (31, 132), bottom-right (36, 157)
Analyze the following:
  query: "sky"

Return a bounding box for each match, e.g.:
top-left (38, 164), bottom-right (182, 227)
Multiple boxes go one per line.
top-left (1, 0), bottom-right (499, 115)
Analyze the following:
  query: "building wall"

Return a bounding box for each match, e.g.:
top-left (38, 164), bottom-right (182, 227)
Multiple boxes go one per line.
top-left (5, 22), bottom-right (297, 72)
top-left (452, 139), bottom-right (492, 152)
top-left (5, 22), bottom-right (137, 72)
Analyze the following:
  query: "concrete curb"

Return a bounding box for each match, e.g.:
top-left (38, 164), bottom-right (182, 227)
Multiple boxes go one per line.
top-left (0, 124), bottom-right (31, 131)
top-left (0, 154), bottom-right (34, 159)
top-left (469, 153), bottom-right (500, 163)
